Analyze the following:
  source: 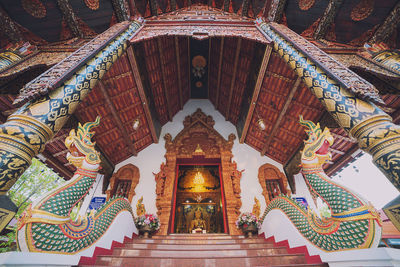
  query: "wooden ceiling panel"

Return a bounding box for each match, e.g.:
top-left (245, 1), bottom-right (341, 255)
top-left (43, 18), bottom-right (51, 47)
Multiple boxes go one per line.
top-left (228, 39), bottom-right (255, 124)
top-left (178, 37), bottom-right (190, 103)
top-left (159, 36), bottom-right (180, 116)
top-left (143, 39), bottom-right (169, 124)
top-left (208, 38), bottom-right (222, 106)
top-left (217, 38), bottom-right (236, 115)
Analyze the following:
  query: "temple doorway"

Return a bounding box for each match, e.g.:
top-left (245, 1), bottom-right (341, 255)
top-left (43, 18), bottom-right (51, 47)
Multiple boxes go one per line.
top-left (171, 164), bottom-right (227, 234)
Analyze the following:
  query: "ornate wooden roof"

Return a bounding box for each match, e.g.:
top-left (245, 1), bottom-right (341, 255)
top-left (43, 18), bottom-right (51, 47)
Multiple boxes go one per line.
top-left (0, 0), bottom-right (398, 48)
top-left (0, 2), bottom-right (399, 190)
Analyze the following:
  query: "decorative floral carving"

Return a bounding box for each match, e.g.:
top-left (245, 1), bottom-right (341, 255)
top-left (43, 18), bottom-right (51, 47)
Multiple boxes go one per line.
top-left (84, 0), bottom-right (100, 10)
top-left (21, 0), bottom-right (46, 19)
top-left (298, 0), bottom-right (316, 11)
top-left (153, 163), bottom-right (167, 198)
top-left (351, 0), bottom-right (374, 21)
top-left (231, 161), bottom-right (244, 200)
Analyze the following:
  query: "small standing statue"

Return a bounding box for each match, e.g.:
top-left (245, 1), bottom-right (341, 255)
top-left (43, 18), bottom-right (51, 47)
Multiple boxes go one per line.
top-left (252, 197), bottom-right (261, 219)
top-left (136, 196), bottom-right (146, 217)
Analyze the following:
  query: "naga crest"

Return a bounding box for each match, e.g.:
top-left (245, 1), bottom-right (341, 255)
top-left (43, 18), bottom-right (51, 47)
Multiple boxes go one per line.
top-left (299, 116), bottom-right (334, 165)
top-left (65, 117), bottom-right (101, 167)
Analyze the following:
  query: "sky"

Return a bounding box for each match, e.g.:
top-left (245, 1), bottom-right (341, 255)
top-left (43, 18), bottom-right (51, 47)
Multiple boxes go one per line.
top-left (331, 152), bottom-right (400, 209)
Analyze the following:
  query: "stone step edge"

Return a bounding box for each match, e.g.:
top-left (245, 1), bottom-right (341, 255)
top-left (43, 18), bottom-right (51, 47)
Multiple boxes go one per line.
top-left (153, 235), bottom-right (258, 238)
top-left (127, 241), bottom-right (271, 245)
top-left (97, 253), bottom-right (306, 260)
top-left (78, 232), bottom-right (138, 266)
top-left (262, 234), bottom-right (323, 265)
top-left (112, 246), bottom-right (288, 252)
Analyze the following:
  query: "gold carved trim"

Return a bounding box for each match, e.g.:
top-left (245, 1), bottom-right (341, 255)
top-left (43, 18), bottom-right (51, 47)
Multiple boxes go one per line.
top-left (0, 208), bottom-right (16, 231)
top-left (349, 115), bottom-right (390, 139)
top-left (0, 134), bottom-right (35, 162)
top-left (8, 114), bottom-right (54, 140)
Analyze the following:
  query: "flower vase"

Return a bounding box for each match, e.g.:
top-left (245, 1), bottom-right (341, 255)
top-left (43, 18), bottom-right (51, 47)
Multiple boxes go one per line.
top-left (140, 225), bottom-right (153, 238)
top-left (241, 224), bottom-right (258, 238)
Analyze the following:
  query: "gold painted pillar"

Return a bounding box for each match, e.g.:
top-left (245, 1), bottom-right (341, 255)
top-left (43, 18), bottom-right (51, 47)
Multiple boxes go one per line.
top-left (373, 50), bottom-right (400, 76)
top-left (256, 20), bottom-right (400, 191)
top-left (0, 21), bottom-right (143, 195)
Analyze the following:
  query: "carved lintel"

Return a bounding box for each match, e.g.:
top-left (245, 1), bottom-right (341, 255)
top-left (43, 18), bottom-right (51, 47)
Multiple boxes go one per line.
top-left (56, 0), bottom-right (84, 38)
top-left (313, 0), bottom-right (344, 40)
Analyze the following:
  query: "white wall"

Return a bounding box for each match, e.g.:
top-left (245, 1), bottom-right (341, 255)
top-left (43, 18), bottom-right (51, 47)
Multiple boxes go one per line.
top-left (113, 99), bottom-right (284, 217)
top-left (291, 173), bottom-right (318, 212)
top-left (78, 174), bottom-right (107, 217)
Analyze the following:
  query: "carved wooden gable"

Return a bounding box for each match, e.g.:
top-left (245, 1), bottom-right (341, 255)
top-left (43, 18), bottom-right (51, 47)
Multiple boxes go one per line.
top-left (164, 108), bottom-right (236, 158)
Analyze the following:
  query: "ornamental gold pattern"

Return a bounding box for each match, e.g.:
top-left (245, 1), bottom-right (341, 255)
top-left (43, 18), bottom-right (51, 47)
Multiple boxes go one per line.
top-left (260, 118), bottom-right (382, 251)
top-left (0, 21), bottom-right (142, 194)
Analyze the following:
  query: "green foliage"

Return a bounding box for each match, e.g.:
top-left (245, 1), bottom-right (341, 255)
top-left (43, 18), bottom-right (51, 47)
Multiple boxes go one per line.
top-left (7, 158), bottom-right (65, 218)
top-left (0, 231), bottom-right (16, 253)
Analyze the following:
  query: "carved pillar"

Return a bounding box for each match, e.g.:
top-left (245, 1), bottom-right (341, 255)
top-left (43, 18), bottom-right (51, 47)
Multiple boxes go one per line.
top-left (220, 150), bottom-right (241, 235)
top-left (256, 20), bottom-right (400, 191)
top-left (372, 50), bottom-right (400, 76)
top-left (0, 21), bottom-right (143, 195)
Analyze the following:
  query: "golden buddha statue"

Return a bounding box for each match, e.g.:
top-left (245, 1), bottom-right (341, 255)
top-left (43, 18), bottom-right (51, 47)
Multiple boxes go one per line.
top-left (252, 197), bottom-right (261, 219)
top-left (190, 208), bottom-right (206, 233)
top-left (136, 196), bottom-right (146, 217)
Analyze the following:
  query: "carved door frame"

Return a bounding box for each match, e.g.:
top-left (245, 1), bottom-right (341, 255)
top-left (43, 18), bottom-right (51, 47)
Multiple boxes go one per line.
top-left (154, 109), bottom-right (242, 235)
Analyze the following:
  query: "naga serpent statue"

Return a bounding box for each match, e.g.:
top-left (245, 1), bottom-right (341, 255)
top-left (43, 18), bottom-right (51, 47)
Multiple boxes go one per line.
top-left (260, 117), bottom-right (382, 251)
top-left (16, 117), bottom-right (134, 253)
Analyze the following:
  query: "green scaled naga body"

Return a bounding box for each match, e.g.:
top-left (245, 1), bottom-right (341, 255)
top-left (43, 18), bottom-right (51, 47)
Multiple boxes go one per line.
top-left (16, 117), bottom-right (134, 254)
top-left (260, 117), bottom-right (382, 251)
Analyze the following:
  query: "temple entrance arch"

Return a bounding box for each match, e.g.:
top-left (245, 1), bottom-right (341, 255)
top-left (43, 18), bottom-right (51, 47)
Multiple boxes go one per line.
top-left (154, 109), bottom-right (242, 235)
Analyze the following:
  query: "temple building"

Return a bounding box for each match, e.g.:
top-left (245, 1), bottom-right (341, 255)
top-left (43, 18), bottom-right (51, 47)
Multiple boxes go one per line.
top-left (0, 0), bottom-right (400, 266)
